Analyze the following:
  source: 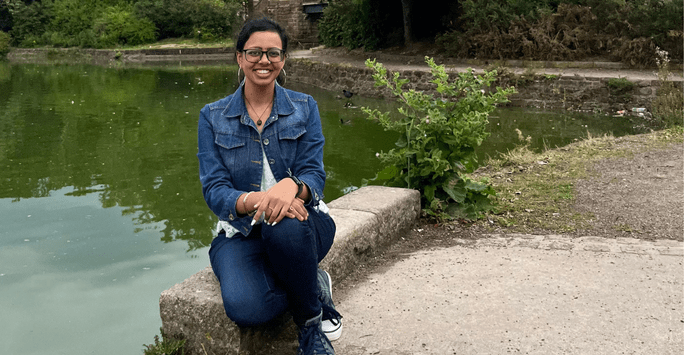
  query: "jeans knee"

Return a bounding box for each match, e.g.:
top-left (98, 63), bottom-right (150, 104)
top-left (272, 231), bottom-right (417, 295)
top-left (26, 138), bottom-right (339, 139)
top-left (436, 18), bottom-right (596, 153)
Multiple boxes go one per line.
top-left (223, 295), bottom-right (285, 327)
top-left (262, 218), bottom-right (312, 250)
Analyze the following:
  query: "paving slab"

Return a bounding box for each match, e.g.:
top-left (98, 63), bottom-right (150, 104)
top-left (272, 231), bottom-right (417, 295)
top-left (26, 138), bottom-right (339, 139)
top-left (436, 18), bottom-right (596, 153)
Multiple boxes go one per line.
top-left (333, 236), bottom-right (684, 355)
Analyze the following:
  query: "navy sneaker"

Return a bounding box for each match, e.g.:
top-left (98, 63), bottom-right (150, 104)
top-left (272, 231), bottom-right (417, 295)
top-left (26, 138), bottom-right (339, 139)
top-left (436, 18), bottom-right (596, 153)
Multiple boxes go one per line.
top-left (317, 269), bottom-right (343, 341)
top-left (298, 312), bottom-right (335, 355)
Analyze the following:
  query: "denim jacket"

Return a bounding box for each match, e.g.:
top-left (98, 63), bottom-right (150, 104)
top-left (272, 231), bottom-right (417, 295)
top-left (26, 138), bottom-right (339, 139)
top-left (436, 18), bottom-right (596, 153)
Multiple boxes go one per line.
top-left (197, 83), bottom-right (326, 237)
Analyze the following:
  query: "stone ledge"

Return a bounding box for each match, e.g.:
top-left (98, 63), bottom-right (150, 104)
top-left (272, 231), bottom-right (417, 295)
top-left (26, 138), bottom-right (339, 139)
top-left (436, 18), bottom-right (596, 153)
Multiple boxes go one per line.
top-left (159, 186), bottom-right (421, 355)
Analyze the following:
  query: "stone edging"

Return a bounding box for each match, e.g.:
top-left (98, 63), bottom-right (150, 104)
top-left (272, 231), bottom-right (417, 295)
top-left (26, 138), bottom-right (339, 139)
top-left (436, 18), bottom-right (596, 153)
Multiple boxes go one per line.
top-left (459, 234), bottom-right (684, 256)
top-left (159, 186), bottom-right (421, 355)
top-left (284, 58), bottom-right (674, 113)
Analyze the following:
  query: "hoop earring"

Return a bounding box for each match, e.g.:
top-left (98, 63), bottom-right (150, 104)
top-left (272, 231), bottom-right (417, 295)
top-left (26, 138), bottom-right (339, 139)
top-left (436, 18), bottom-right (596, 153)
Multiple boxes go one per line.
top-left (237, 67), bottom-right (243, 84)
top-left (276, 68), bottom-right (287, 86)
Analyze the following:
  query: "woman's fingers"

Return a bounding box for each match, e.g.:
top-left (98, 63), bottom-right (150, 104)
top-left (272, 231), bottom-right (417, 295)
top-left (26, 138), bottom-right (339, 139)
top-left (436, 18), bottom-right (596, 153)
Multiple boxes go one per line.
top-left (252, 180), bottom-right (305, 226)
top-left (290, 198), bottom-right (308, 221)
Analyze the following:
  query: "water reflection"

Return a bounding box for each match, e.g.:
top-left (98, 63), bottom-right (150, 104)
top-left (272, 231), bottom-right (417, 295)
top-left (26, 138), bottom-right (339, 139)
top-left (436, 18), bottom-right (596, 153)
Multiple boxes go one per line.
top-left (0, 63), bottom-right (236, 250)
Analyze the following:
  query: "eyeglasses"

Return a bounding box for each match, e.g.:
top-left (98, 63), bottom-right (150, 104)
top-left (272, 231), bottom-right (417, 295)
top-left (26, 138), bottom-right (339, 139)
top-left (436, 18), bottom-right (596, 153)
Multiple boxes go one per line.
top-left (242, 48), bottom-right (285, 63)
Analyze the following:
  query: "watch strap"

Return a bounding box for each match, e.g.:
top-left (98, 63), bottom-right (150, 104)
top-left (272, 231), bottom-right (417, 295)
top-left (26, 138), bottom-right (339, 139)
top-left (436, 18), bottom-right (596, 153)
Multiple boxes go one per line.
top-left (288, 176), bottom-right (303, 198)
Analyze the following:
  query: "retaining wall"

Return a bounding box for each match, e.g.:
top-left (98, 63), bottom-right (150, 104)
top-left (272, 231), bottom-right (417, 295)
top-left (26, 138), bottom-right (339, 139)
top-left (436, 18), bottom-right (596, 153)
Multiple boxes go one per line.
top-left (7, 47), bottom-right (234, 64)
top-left (285, 58), bottom-right (680, 114)
top-left (159, 186), bottom-right (421, 355)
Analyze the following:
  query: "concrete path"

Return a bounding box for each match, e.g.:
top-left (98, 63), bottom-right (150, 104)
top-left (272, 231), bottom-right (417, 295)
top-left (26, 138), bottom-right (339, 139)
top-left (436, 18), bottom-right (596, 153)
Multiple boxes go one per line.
top-left (286, 48), bottom-right (684, 354)
top-left (332, 234), bottom-right (683, 355)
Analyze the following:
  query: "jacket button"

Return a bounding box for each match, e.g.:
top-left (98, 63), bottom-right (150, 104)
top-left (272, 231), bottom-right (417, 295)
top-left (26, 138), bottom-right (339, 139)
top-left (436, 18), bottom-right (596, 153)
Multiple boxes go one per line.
top-left (263, 138), bottom-right (270, 145)
top-left (269, 158), bottom-right (275, 165)
top-left (229, 214), bottom-right (234, 221)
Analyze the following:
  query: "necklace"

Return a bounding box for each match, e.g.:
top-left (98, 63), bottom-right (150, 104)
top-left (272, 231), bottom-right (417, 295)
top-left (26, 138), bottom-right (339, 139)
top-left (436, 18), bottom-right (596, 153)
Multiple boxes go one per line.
top-left (245, 97), bottom-right (273, 126)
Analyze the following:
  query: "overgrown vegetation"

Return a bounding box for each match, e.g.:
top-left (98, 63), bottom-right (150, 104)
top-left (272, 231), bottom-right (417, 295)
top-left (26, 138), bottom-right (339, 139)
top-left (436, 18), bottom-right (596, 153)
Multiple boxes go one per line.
top-left (475, 126), bottom-right (683, 233)
top-left (319, 0), bottom-right (682, 67)
top-left (438, 0), bottom-right (683, 67)
top-left (651, 47), bottom-right (684, 128)
top-left (606, 77), bottom-right (635, 102)
top-left (134, 0), bottom-right (239, 42)
top-left (143, 328), bottom-right (186, 355)
top-left (0, 30), bottom-right (10, 58)
top-left (362, 57), bottom-right (515, 220)
top-left (1, 0), bottom-right (240, 48)
top-left (318, 0), bottom-right (403, 51)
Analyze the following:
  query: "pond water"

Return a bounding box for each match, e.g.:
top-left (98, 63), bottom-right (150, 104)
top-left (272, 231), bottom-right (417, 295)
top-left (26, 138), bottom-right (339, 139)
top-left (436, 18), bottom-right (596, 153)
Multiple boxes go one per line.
top-left (0, 62), bottom-right (640, 355)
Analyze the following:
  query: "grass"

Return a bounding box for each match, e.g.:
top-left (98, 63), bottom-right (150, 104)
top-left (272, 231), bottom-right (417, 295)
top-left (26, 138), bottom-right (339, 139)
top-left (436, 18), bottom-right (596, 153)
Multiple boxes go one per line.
top-left (470, 126), bottom-right (683, 234)
top-left (143, 328), bottom-right (186, 355)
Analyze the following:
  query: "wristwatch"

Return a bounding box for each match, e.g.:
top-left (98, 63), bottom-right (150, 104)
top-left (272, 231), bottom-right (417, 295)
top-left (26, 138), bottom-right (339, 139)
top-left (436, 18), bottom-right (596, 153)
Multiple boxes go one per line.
top-left (288, 176), bottom-right (304, 198)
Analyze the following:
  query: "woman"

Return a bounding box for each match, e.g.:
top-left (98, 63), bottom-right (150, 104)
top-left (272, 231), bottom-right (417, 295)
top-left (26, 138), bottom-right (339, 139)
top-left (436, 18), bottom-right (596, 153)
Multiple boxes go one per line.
top-left (197, 18), bottom-right (341, 355)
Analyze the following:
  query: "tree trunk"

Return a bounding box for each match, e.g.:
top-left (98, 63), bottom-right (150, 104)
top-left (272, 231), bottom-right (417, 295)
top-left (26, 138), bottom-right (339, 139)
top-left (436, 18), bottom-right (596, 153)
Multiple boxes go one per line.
top-left (400, 0), bottom-right (413, 45)
top-left (247, 0), bottom-right (254, 19)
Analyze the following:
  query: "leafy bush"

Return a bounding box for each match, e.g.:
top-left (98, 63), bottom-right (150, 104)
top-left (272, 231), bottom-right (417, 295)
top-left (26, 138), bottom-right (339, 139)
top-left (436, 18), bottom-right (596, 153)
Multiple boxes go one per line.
top-left (437, 0), bottom-right (682, 66)
top-left (94, 4), bottom-right (157, 47)
top-left (318, 0), bottom-right (403, 50)
top-left (6, 0), bottom-right (54, 47)
top-left (438, 4), bottom-right (607, 61)
top-left (362, 57), bottom-right (516, 220)
top-left (318, 0), bottom-right (355, 48)
top-left (0, 30), bottom-right (10, 57)
top-left (51, 0), bottom-right (101, 39)
top-left (134, 0), bottom-right (239, 40)
top-left (458, 0), bottom-right (552, 32)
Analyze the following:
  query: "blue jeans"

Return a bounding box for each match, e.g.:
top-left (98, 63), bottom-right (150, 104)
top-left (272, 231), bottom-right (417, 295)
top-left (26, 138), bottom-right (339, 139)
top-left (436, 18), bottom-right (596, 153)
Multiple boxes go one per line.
top-left (209, 207), bottom-right (336, 327)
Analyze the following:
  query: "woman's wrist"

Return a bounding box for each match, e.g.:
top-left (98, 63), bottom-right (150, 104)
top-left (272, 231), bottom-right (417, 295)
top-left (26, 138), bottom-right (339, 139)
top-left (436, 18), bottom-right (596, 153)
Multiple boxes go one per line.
top-left (239, 191), bottom-right (259, 216)
top-left (242, 192), bottom-right (253, 213)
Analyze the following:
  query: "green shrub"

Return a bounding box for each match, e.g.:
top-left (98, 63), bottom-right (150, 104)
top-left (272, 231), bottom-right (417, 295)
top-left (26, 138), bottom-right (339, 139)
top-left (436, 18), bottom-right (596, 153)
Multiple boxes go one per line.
top-left (0, 30), bottom-right (10, 57)
top-left (458, 0), bottom-right (552, 32)
top-left (134, 0), bottom-right (239, 40)
top-left (439, 4), bottom-right (601, 61)
top-left (51, 0), bottom-right (101, 39)
top-left (318, 0), bottom-right (403, 50)
top-left (436, 0), bottom-right (682, 66)
top-left (94, 4), bottom-right (157, 47)
top-left (7, 0), bottom-right (54, 47)
top-left (318, 0), bottom-right (354, 48)
top-left (362, 57), bottom-right (516, 220)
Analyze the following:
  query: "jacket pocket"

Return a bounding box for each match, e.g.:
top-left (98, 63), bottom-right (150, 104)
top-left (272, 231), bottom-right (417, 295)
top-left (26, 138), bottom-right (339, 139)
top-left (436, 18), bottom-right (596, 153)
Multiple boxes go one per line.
top-left (277, 124), bottom-right (306, 168)
top-left (215, 133), bottom-right (245, 171)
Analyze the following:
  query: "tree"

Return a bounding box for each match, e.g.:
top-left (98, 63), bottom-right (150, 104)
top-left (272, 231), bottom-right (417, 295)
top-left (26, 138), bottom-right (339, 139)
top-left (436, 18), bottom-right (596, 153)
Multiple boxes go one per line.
top-left (399, 0), bottom-right (413, 45)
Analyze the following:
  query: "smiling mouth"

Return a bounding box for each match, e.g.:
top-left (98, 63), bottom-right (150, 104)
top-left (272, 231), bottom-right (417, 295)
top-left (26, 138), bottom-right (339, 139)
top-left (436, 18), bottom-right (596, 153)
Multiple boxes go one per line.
top-left (255, 69), bottom-right (271, 74)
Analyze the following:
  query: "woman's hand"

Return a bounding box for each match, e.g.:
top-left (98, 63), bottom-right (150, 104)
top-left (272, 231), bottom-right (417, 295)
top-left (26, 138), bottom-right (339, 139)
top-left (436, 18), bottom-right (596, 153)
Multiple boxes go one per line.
top-left (287, 197), bottom-right (308, 222)
top-left (252, 178), bottom-right (301, 226)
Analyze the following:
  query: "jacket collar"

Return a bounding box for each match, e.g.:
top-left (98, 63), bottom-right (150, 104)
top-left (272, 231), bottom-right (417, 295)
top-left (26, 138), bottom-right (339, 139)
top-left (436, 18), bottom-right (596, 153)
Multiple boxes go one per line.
top-left (222, 81), bottom-right (295, 119)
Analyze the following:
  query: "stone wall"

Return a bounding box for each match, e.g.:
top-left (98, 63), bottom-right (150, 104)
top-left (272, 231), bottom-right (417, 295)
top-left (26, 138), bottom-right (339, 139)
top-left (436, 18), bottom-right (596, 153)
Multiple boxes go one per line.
top-left (254, 0), bottom-right (322, 48)
top-left (285, 58), bottom-right (680, 114)
top-left (160, 186), bottom-right (421, 355)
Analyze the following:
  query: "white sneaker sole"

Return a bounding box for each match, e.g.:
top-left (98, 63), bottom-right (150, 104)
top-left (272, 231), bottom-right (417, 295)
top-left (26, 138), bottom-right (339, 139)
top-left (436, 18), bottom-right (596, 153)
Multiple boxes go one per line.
top-left (321, 270), bottom-right (342, 341)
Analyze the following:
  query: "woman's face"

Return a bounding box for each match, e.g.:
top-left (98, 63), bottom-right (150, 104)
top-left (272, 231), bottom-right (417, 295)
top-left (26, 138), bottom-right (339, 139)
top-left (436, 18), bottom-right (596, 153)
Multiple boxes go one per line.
top-left (237, 31), bottom-right (285, 88)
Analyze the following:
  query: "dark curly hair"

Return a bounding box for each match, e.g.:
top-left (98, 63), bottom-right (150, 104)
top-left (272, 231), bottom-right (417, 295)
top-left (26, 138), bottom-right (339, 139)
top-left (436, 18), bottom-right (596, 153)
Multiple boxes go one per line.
top-left (236, 17), bottom-right (289, 53)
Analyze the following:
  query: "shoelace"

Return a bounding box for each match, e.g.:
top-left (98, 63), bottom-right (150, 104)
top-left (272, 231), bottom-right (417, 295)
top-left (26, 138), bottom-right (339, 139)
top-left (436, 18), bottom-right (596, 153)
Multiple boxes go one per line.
top-left (321, 302), bottom-right (342, 323)
top-left (298, 324), bottom-right (333, 355)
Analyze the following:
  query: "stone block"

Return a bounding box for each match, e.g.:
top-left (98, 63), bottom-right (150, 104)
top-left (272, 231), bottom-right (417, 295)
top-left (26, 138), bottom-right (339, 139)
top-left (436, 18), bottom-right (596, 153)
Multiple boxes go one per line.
top-left (159, 186), bottom-right (420, 354)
